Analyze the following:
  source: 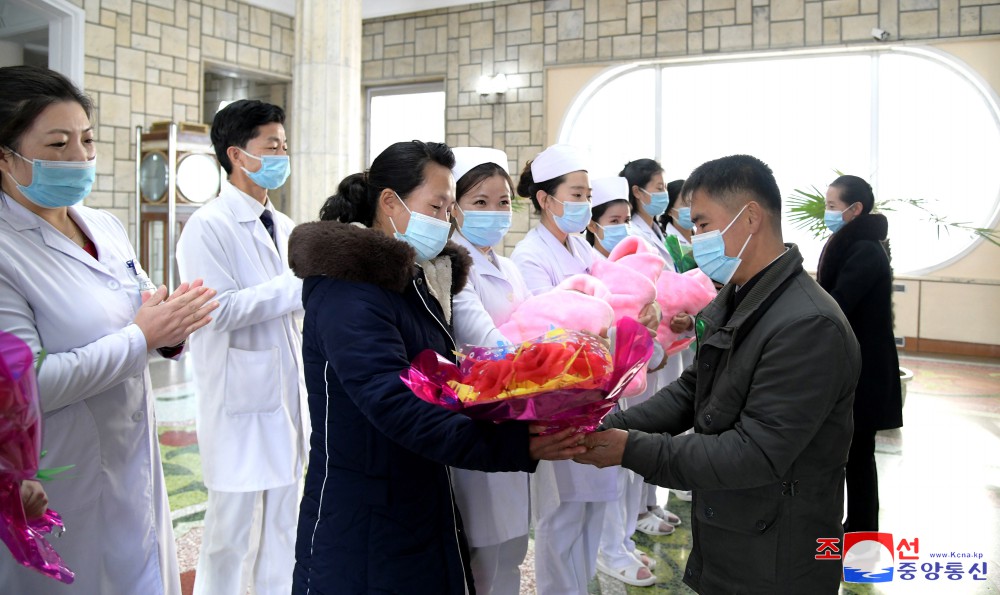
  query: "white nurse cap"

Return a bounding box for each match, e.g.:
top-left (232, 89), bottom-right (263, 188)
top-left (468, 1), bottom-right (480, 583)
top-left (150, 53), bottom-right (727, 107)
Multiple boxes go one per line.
top-left (451, 147), bottom-right (509, 183)
top-left (529, 144), bottom-right (588, 183)
top-left (590, 175), bottom-right (630, 209)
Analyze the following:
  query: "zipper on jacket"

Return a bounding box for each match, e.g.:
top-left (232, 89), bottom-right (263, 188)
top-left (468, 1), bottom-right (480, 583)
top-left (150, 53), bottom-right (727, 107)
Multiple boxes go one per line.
top-left (412, 278), bottom-right (458, 353)
top-left (444, 465), bottom-right (471, 594)
top-left (415, 281), bottom-right (467, 592)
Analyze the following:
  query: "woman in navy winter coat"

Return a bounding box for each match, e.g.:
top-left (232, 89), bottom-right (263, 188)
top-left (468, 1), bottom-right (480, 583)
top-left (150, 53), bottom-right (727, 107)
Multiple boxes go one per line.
top-left (287, 141), bottom-right (586, 595)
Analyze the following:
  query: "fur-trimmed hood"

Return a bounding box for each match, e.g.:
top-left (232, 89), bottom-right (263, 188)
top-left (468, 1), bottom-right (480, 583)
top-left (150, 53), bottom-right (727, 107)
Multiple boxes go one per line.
top-left (288, 220), bottom-right (472, 297)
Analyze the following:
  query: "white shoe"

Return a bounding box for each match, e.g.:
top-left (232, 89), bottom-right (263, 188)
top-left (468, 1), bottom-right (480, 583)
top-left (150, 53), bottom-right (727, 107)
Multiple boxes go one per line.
top-left (596, 554), bottom-right (657, 587)
top-left (672, 489), bottom-right (692, 502)
top-left (648, 505), bottom-right (682, 526)
top-left (635, 512), bottom-right (674, 536)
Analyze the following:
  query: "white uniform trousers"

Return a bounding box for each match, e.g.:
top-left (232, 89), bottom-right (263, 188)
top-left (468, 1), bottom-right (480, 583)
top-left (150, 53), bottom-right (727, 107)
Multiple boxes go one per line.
top-left (535, 501), bottom-right (607, 595)
top-left (597, 467), bottom-right (646, 567)
top-left (469, 535), bottom-right (529, 595)
top-left (193, 483), bottom-right (298, 595)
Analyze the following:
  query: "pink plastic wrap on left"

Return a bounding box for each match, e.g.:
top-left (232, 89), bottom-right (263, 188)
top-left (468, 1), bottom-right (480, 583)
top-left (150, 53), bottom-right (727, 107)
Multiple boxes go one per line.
top-left (0, 330), bottom-right (74, 584)
top-left (401, 317), bottom-right (654, 434)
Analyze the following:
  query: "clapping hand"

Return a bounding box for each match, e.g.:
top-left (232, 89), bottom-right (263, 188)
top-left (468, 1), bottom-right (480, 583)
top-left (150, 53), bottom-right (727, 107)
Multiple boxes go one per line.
top-left (134, 278), bottom-right (219, 350)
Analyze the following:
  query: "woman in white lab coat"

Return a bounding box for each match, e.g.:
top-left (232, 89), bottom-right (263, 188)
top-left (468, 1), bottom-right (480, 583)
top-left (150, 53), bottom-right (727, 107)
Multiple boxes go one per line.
top-left (661, 178), bottom-right (694, 249)
top-left (583, 176), bottom-right (661, 587)
top-left (511, 144), bottom-right (620, 595)
top-left (620, 159), bottom-right (687, 531)
top-left (0, 66), bottom-right (218, 594)
top-left (449, 147), bottom-right (532, 595)
top-left (661, 178), bottom-right (697, 369)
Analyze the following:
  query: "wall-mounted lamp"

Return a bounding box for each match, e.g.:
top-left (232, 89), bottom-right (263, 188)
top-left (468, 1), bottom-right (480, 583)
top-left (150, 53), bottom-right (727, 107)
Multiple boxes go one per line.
top-left (871, 27), bottom-right (890, 41)
top-left (477, 73), bottom-right (508, 103)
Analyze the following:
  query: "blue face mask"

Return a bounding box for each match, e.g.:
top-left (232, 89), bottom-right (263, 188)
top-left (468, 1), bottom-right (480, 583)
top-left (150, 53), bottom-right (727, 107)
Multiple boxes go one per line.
top-left (458, 207), bottom-right (511, 247)
top-left (390, 192), bottom-right (451, 262)
top-left (640, 187), bottom-right (670, 218)
top-left (550, 196), bottom-right (592, 234)
top-left (824, 203), bottom-right (857, 234)
top-left (8, 150), bottom-right (96, 208)
top-left (691, 203), bottom-right (752, 285)
top-left (676, 207), bottom-right (694, 230)
top-left (596, 222), bottom-right (630, 252)
top-left (239, 148), bottom-right (290, 190)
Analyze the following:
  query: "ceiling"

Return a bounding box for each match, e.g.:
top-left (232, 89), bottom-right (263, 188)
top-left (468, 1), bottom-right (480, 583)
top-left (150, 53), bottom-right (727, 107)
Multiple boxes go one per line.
top-left (0, 0), bottom-right (486, 57)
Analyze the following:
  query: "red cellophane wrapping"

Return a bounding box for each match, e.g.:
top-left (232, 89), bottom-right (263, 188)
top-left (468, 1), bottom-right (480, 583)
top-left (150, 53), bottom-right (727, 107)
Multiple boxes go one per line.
top-left (401, 317), bottom-right (653, 434)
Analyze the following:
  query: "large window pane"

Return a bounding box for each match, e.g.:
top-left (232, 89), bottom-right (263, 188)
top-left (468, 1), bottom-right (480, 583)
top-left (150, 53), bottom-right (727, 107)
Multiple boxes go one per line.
top-left (368, 84), bottom-right (445, 166)
top-left (877, 52), bottom-right (1000, 274)
top-left (659, 55), bottom-right (873, 268)
top-left (562, 68), bottom-right (657, 178)
top-left (558, 48), bottom-right (1000, 273)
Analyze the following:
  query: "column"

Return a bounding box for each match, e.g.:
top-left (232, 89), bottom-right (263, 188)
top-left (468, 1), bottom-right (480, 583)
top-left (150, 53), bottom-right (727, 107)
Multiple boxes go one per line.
top-left (289, 0), bottom-right (363, 224)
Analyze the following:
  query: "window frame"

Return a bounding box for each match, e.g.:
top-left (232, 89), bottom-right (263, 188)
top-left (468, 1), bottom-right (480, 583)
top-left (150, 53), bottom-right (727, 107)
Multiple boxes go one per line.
top-left (557, 45), bottom-right (1000, 275)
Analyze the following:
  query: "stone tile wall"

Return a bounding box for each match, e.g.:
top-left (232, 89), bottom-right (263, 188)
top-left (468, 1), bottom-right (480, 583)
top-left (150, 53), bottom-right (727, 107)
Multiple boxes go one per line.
top-left (361, 0), bottom-right (1000, 250)
top-left (75, 0), bottom-right (294, 226)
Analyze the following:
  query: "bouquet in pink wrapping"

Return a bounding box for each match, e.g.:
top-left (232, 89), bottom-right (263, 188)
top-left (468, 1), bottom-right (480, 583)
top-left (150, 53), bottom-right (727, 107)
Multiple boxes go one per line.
top-left (0, 330), bottom-right (74, 584)
top-left (401, 317), bottom-right (654, 434)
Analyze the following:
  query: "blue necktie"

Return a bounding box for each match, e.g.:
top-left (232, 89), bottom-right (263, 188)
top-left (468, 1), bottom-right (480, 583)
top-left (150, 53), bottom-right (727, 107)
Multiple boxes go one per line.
top-left (260, 210), bottom-right (277, 247)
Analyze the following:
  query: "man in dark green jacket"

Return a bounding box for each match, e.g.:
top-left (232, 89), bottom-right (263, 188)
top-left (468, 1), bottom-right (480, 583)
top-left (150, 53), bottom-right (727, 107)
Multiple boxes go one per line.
top-left (577, 154), bottom-right (861, 594)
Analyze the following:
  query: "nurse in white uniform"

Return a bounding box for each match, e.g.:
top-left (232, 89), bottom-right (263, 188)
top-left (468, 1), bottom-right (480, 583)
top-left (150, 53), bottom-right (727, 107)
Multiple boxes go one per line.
top-left (660, 178), bottom-right (699, 505)
top-left (584, 177), bottom-right (658, 587)
top-left (448, 147), bottom-right (532, 595)
top-left (0, 65), bottom-right (219, 595)
top-left (620, 159), bottom-right (686, 531)
top-left (511, 144), bottom-right (618, 594)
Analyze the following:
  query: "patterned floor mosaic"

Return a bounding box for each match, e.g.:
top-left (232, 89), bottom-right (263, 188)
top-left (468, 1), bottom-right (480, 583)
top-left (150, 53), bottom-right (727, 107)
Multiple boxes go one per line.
top-left (153, 354), bottom-right (1000, 594)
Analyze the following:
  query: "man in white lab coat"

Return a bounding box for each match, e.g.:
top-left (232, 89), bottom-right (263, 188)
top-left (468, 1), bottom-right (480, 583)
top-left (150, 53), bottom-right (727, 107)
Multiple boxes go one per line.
top-left (176, 99), bottom-right (308, 595)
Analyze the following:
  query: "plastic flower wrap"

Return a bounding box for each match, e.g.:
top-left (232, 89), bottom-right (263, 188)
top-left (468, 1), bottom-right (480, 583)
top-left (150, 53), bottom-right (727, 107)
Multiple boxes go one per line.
top-left (402, 317), bottom-right (653, 433)
top-left (0, 330), bottom-right (74, 584)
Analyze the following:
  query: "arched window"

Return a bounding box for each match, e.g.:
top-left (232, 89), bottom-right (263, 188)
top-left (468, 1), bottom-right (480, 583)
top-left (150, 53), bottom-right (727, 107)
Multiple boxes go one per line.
top-left (559, 48), bottom-right (1000, 274)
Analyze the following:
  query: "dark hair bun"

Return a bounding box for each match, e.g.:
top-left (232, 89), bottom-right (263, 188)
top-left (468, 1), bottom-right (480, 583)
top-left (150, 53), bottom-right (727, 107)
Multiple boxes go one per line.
top-left (516, 160), bottom-right (535, 199)
top-left (319, 173), bottom-right (375, 225)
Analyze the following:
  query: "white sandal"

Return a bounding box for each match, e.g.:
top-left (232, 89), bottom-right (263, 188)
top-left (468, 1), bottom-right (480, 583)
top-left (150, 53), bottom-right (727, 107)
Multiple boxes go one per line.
top-left (634, 549), bottom-right (657, 570)
top-left (649, 505), bottom-right (682, 525)
top-left (597, 555), bottom-right (657, 587)
top-left (635, 512), bottom-right (674, 536)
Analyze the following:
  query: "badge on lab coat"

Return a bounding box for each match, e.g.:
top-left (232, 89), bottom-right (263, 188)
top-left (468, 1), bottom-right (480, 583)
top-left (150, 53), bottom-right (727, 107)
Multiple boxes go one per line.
top-left (126, 259), bottom-right (157, 293)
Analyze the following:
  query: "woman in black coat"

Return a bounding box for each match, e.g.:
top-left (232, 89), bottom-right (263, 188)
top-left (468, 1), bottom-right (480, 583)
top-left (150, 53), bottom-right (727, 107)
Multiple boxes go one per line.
top-left (817, 174), bottom-right (903, 533)
top-left (287, 141), bottom-right (585, 595)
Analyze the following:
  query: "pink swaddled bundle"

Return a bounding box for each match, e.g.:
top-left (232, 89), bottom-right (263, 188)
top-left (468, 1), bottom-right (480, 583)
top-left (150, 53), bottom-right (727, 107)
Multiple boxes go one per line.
top-left (601, 236), bottom-right (716, 356)
top-left (497, 275), bottom-right (656, 396)
top-left (499, 237), bottom-right (667, 397)
top-left (497, 278), bottom-right (615, 344)
top-left (655, 268), bottom-right (717, 354)
top-left (494, 236), bottom-right (715, 397)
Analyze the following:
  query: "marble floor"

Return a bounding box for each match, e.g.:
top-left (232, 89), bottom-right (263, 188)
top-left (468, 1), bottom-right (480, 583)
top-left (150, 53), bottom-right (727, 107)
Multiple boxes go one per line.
top-left (153, 353), bottom-right (1000, 594)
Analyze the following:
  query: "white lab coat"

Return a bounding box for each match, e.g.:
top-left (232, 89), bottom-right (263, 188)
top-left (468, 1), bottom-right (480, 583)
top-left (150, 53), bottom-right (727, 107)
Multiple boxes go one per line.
top-left (664, 221), bottom-right (692, 248)
top-left (510, 225), bottom-right (617, 508)
top-left (175, 182), bottom-right (308, 492)
top-left (449, 233), bottom-right (532, 548)
top-left (510, 224), bottom-right (597, 297)
top-left (0, 194), bottom-right (179, 594)
top-left (631, 216), bottom-right (674, 265)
